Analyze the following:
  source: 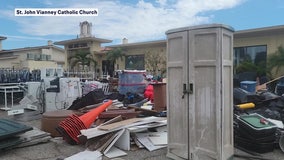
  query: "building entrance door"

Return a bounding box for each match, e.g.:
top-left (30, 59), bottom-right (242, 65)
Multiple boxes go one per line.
top-left (102, 60), bottom-right (114, 78)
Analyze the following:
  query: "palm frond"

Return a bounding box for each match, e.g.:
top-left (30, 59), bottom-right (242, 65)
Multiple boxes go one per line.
top-left (106, 47), bottom-right (125, 63)
top-left (267, 45), bottom-right (284, 76)
top-left (68, 50), bottom-right (97, 70)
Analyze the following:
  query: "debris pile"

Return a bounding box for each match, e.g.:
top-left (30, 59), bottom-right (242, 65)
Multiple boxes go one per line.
top-left (4, 71), bottom-right (284, 159)
top-left (234, 86), bottom-right (284, 154)
top-left (76, 115), bottom-right (167, 159)
top-left (0, 119), bottom-right (51, 150)
top-left (59, 96), bottom-right (167, 159)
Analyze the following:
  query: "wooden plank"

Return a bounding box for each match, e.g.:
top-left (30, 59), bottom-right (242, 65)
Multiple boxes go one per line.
top-left (78, 127), bottom-right (119, 143)
top-left (99, 115), bottom-right (123, 126)
top-left (127, 106), bottom-right (158, 116)
top-left (98, 118), bottom-right (142, 131)
top-left (98, 116), bottom-right (166, 131)
top-left (78, 116), bottom-right (123, 143)
top-left (98, 109), bottom-right (139, 119)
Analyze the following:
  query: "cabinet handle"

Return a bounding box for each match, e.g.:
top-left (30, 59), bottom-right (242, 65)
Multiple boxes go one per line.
top-left (189, 83), bottom-right (193, 94)
top-left (182, 83), bottom-right (193, 99)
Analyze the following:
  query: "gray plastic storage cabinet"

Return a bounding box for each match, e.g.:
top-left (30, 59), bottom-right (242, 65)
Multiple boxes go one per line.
top-left (166, 24), bottom-right (234, 160)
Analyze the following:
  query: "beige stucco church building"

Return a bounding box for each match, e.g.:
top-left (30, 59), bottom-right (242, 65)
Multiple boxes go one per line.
top-left (1, 22), bottom-right (284, 80)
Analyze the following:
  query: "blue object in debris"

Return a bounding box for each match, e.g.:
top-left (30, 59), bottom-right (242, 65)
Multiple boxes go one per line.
top-left (240, 81), bottom-right (257, 93)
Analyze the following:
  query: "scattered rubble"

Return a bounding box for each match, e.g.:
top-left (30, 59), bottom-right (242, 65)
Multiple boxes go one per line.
top-left (2, 74), bottom-right (284, 159)
top-left (0, 81), bottom-right (168, 159)
top-left (234, 84), bottom-right (284, 155)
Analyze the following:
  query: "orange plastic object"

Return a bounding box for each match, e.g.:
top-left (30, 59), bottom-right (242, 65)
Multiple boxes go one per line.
top-left (79, 100), bottom-right (113, 128)
top-left (57, 100), bottom-right (112, 144)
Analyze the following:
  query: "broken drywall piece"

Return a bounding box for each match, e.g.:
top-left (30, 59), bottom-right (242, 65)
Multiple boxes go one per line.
top-left (85, 128), bottom-right (127, 153)
top-left (85, 132), bottom-right (116, 151)
top-left (131, 133), bottom-right (145, 149)
top-left (127, 119), bottom-right (167, 132)
top-left (65, 150), bottom-right (102, 160)
top-left (148, 132), bottom-right (167, 145)
top-left (104, 146), bottom-right (127, 158)
top-left (103, 129), bottom-right (126, 154)
top-left (95, 129), bottom-right (125, 153)
top-left (114, 129), bottom-right (130, 151)
top-left (135, 132), bottom-right (166, 151)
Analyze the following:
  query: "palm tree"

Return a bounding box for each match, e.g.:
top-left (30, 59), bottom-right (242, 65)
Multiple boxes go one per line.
top-left (68, 50), bottom-right (97, 72)
top-left (106, 47), bottom-right (125, 68)
top-left (267, 45), bottom-right (284, 77)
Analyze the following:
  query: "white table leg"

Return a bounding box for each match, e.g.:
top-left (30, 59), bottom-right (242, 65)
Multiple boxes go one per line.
top-left (4, 88), bottom-right (7, 109)
top-left (11, 90), bottom-right (14, 108)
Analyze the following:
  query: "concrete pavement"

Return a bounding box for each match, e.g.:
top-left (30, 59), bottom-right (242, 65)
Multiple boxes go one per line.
top-left (0, 110), bottom-right (284, 160)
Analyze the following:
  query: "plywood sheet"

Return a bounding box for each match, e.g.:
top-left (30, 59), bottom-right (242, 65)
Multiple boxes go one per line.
top-left (98, 118), bottom-right (142, 131)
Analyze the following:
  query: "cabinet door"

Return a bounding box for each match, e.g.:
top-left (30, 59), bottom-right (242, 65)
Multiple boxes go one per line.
top-left (221, 28), bottom-right (235, 160)
top-left (188, 28), bottom-right (234, 160)
top-left (167, 31), bottom-right (189, 159)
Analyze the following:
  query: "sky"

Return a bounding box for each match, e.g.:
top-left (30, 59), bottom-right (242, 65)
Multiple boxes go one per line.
top-left (0, 0), bottom-right (284, 50)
